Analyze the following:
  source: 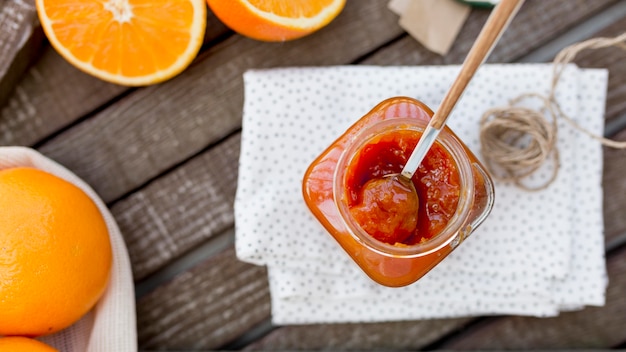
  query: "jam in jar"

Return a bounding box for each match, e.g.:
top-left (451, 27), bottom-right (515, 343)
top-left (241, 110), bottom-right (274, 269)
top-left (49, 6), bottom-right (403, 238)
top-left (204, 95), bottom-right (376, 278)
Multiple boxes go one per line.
top-left (302, 97), bottom-right (494, 287)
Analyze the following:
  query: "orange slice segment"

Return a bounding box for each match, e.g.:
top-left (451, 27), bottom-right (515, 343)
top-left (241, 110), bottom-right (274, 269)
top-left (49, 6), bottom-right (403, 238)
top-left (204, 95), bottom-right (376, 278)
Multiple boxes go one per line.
top-left (36, 0), bottom-right (207, 86)
top-left (207, 0), bottom-right (346, 42)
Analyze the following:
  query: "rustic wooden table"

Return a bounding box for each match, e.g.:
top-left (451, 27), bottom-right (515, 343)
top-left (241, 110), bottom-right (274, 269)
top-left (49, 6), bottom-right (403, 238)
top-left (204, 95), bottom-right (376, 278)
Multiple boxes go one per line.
top-left (2, 0), bottom-right (626, 350)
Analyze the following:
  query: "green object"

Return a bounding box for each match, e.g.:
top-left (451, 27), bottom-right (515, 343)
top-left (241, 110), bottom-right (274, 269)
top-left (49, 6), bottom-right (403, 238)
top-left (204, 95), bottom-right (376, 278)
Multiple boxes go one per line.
top-left (455, 0), bottom-right (498, 8)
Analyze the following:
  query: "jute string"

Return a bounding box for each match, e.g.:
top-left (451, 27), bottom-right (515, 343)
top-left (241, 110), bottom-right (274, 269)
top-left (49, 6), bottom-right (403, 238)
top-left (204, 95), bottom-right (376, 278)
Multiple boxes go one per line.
top-left (479, 32), bottom-right (626, 191)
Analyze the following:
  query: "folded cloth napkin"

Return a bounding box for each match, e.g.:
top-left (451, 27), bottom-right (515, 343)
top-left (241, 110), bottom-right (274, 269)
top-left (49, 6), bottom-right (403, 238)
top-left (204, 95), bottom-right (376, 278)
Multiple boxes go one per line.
top-left (235, 64), bottom-right (608, 324)
top-left (0, 147), bottom-right (137, 351)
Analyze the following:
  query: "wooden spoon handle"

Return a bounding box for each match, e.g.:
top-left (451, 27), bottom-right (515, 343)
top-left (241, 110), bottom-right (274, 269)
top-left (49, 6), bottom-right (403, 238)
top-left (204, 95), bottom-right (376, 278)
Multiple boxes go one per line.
top-left (431, 0), bottom-right (525, 129)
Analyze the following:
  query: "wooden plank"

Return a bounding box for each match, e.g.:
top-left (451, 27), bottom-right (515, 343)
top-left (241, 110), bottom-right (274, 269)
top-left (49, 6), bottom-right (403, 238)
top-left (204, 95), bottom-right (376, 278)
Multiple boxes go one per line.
top-left (243, 318), bottom-right (473, 351)
top-left (602, 129), bottom-right (626, 239)
top-left (136, 247), bottom-right (271, 350)
top-left (111, 133), bottom-right (240, 280)
top-left (570, 18), bottom-right (626, 122)
top-left (0, 0), bottom-right (42, 107)
top-left (438, 244), bottom-right (626, 349)
top-left (0, 48), bottom-right (126, 146)
top-left (0, 10), bottom-right (230, 147)
top-left (363, 0), bottom-right (618, 66)
top-left (35, 0), bottom-right (403, 203)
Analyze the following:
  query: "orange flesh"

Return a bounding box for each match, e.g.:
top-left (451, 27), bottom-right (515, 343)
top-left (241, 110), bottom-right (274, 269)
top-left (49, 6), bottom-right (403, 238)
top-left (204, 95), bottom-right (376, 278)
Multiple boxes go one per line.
top-left (43, 0), bottom-right (195, 77)
top-left (247, 0), bottom-right (338, 17)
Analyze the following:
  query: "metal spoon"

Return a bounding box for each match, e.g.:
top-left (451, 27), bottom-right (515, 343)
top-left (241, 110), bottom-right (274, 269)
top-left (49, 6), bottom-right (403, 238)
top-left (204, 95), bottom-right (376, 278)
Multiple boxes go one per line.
top-left (387, 0), bottom-right (525, 202)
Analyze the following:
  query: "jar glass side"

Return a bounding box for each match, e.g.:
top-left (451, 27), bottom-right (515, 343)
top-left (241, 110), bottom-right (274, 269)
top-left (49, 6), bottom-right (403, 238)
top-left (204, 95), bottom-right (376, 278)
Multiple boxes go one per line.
top-left (302, 96), bottom-right (495, 287)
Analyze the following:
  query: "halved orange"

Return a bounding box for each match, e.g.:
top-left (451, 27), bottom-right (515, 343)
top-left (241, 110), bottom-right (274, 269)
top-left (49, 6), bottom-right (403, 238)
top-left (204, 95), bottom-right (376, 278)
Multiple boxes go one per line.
top-left (207, 0), bottom-right (346, 42)
top-left (36, 0), bottom-right (207, 86)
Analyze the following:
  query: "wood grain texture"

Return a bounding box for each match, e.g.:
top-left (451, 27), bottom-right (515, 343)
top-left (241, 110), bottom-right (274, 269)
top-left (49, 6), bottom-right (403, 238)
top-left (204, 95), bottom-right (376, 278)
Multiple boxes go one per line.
top-left (438, 244), bottom-right (626, 349)
top-left (36, 0), bottom-right (402, 203)
top-left (243, 318), bottom-right (474, 351)
top-left (0, 10), bottom-right (230, 147)
top-left (568, 17), bottom-right (626, 122)
top-left (136, 247), bottom-right (270, 350)
top-left (0, 0), bottom-right (42, 107)
top-left (1, 47), bottom-right (126, 146)
top-left (602, 128), bottom-right (626, 240)
top-left (362, 0), bottom-right (618, 66)
top-left (111, 133), bottom-right (240, 280)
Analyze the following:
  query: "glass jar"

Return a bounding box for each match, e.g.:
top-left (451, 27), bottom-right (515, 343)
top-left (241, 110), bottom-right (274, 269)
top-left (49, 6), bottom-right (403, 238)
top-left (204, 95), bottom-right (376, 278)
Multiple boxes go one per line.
top-left (302, 96), bottom-right (495, 287)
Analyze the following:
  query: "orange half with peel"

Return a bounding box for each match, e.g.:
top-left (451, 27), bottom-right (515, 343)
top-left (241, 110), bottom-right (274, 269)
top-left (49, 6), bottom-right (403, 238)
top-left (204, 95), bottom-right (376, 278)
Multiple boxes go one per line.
top-left (36, 0), bottom-right (207, 86)
top-left (207, 0), bottom-right (346, 42)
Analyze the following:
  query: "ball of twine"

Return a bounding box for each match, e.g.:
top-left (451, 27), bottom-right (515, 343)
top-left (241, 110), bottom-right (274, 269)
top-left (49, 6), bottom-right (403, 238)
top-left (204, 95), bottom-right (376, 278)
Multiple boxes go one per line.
top-left (480, 94), bottom-right (559, 191)
top-left (479, 32), bottom-right (626, 191)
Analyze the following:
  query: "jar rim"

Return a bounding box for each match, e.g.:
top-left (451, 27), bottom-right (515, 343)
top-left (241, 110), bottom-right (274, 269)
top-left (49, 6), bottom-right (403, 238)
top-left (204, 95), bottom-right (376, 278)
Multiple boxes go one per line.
top-left (333, 117), bottom-right (475, 258)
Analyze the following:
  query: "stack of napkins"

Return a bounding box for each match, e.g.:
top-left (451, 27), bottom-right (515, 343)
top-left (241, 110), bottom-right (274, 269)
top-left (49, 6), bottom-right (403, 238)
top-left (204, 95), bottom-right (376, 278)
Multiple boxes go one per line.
top-left (235, 65), bottom-right (608, 324)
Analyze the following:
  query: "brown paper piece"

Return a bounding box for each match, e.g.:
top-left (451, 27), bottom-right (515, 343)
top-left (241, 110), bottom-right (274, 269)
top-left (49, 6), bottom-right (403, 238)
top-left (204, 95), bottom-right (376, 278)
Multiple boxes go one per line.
top-left (397, 0), bottom-right (471, 55)
top-left (387, 0), bottom-right (411, 16)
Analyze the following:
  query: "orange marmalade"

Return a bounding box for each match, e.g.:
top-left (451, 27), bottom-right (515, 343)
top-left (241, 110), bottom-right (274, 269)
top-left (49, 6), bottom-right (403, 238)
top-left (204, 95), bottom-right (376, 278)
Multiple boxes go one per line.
top-left (345, 129), bottom-right (460, 245)
top-left (302, 97), bottom-right (495, 287)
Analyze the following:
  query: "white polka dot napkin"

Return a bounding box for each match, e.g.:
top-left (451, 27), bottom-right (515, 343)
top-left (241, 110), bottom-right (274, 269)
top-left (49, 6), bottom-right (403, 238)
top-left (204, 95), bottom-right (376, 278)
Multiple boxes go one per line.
top-left (235, 64), bottom-right (608, 324)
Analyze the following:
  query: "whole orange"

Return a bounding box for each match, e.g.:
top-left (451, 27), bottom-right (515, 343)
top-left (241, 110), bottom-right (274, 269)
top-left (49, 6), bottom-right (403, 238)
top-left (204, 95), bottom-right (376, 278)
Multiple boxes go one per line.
top-left (0, 167), bottom-right (112, 337)
top-left (0, 337), bottom-right (58, 351)
top-left (207, 0), bottom-right (346, 42)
